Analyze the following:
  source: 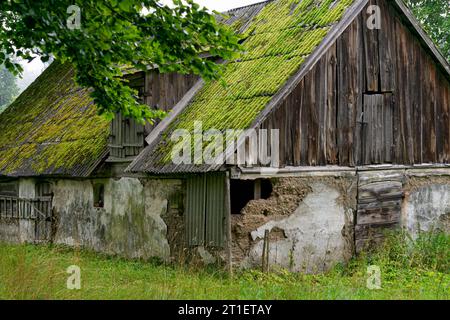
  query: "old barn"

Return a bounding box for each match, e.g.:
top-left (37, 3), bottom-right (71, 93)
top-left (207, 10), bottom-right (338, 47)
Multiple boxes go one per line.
top-left (1, 0), bottom-right (449, 272)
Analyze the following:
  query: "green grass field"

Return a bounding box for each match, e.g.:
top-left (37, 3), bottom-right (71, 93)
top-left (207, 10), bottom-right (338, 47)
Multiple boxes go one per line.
top-left (0, 232), bottom-right (448, 300)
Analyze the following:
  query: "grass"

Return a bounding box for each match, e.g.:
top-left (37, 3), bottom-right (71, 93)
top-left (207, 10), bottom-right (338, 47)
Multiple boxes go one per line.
top-left (0, 231), bottom-right (448, 300)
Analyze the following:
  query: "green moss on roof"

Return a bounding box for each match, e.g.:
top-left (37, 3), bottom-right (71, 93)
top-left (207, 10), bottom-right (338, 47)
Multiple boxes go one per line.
top-left (0, 61), bottom-right (110, 176)
top-left (155, 0), bottom-right (355, 164)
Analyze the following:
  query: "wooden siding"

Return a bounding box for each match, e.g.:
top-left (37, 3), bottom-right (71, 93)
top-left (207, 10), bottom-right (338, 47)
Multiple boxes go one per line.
top-left (109, 71), bottom-right (199, 159)
top-left (258, 0), bottom-right (450, 167)
top-left (109, 112), bottom-right (145, 159)
top-left (143, 71), bottom-right (200, 135)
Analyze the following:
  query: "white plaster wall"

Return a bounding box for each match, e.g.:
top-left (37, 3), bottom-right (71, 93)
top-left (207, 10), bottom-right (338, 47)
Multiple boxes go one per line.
top-left (51, 177), bottom-right (180, 260)
top-left (403, 184), bottom-right (450, 237)
top-left (243, 182), bottom-right (353, 273)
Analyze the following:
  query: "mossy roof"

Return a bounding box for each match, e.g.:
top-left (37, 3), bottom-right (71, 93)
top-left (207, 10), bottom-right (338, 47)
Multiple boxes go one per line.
top-left (129, 0), bottom-right (356, 174)
top-left (0, 61), bottom-right (110, 177)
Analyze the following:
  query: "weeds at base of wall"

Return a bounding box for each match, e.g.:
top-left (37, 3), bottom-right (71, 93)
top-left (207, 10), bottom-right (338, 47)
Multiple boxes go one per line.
top-left (0, 231), bottom-right (448, 299)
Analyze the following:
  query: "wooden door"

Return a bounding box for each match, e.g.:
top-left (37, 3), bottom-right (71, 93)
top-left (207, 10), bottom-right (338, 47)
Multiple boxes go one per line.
top-left (357, 94), bottom-right (394, 165)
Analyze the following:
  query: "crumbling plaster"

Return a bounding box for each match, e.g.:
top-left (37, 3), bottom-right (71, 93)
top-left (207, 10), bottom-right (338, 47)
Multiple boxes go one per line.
top-left (403, 171), bottom-right (450, 236)
top-left (233, 175), bottom-right (357, 273)
top-left (50, 177), bottom-right (181, 260)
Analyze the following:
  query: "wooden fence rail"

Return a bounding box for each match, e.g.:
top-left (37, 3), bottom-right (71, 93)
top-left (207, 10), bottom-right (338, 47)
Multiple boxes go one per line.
top-left (0, 196), bottom-right (52, 220)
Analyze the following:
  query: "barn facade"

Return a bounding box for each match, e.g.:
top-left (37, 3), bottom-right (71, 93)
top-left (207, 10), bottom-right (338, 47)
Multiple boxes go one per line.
top-left (1, 0), bottom-right (450, 272)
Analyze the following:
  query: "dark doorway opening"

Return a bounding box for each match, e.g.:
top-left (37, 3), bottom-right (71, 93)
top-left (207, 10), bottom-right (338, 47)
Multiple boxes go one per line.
top-left (230, 179), bottom-right (272, 214)
top-left (260, 179), bottom-right (273, 199)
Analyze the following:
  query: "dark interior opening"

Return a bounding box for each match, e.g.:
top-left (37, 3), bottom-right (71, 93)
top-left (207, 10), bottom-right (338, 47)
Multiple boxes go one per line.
top-left (35, 181), bottom-right (52, 197)
top-left (260, 179), bottom-right (273, 199)
top-left (230, 179), bottom-right (273, 214)
top-left (230, 180), bottom-right (254, 215)
top-left (0, 179), bottom-right (18, 197)
top-left (93, 183), bottom-right (105, 208)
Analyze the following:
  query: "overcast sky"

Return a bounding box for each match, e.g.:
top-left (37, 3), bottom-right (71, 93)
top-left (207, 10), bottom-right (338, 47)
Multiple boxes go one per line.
top-left (18, 0), bottom-right (263, 89)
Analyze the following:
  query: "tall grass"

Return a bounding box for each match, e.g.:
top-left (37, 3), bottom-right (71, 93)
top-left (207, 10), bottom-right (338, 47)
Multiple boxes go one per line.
top-left (0, 231), bottom-right (448, 300)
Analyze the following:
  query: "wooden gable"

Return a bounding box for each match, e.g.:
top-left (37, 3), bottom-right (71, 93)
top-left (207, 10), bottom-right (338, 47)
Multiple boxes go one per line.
top-left (258, 0), bottom-right (450, 167)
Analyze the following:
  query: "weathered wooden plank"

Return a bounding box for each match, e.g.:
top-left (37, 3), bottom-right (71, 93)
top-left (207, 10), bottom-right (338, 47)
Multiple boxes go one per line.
top-left (412, 37), bottom-right (423, 164)
top-left (362, 95), bottom-right (372, 164)
top-left (292, 80), bottom-right (302, 166)
top-left (317, 55), bottom-right (327, 165)
top-left (355, 222), bottom-right (399, 240)
top-left (326, 44), bottom-right (338, 165)
top-left (357, 207), bottom-right (401, 225)
top-left (383, 93), bottom-right (394, 162)
top-left (362, 0), bottom-right (380, 92)
top-left (305, 67), bottom-right (318, 166)
top-left (337, 18), bottom-right (360, 166)
top-left (393, 14), bottom-right (408, 164)
top-left (378, 0), bottom-right (396, 92)
top-left (359, 179), bottom-right (402, 194)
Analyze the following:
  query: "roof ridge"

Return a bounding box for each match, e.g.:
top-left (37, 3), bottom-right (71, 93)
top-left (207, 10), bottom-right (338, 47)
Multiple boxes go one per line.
top-left (222, 0), bottom-right (273, 14)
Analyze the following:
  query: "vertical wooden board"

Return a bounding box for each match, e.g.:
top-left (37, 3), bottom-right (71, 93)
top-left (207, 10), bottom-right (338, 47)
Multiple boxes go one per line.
top-left (436, 71), bottom-right (445, 163)
top-left (393, 15), bottom-right (407, 164)
top-left (316, 55), bottom-right (327, 165)
top-left (376, 95), bottom-right (383, 163)
top-left (144, 71), bottom-right (153, 106)
top-left (325, 44), bottom-right (338, 164)
top-left (290, 87), bottom-right (299, 166)
top-left (383, 93), bottom-right (394, 162)
top-left (354, 17), bottom-right (365, 166)
top-left (363, 95), bottom-right (373, 164)
top-left (283, 100), bottom-right (292, 166)
top-left (422, 55), bottom-right (437, 163)
top-left (337, 24), bottom-right (350, 165)
top-left (430, 64), bottom-right (438, 163)
top-left (349, 17), bottom-right (361, 167)
top-left (402, 25), bottom-right (414, 164)
top-left (117, 113), bottom-right (123, 150)
top-left (442, 75), bottom-right (450, 163)
top-left (362, 0), bottom-right (380, 92)
top-left (337, 17), bottom-right (360, 166)
top-left (370, 98), bottom-right (376, 166)
top-left (280, 101), bottom-right (288, 166)
top-left (306, 67), bottom-right (318, 165)
top-left (300, 78), bottom-right (309, 166)
top-left (167, 73), bottom-right (174, 107)
top-left (152, 71), bottom-right (160, 109)
top-left (378, 0), bottom-right (396, 92)
top-left (109, 115), bottom-right (116, 156)
top-left (186, 175), bottom-right (206, 246)
top-left (293, 80), bottom-right (302, 166)
top-left (412, 42), bottom-right (423, 163)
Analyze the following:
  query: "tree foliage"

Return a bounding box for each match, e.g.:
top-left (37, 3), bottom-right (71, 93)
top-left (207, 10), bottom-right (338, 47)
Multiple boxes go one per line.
top-left (0, 64), bottom-right (19, 112)
top-left (0, 0), bottom-right (241, 122)
top-left (406, 0), bottom-right (450, 62)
